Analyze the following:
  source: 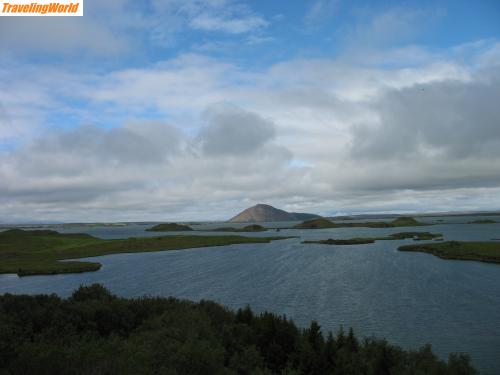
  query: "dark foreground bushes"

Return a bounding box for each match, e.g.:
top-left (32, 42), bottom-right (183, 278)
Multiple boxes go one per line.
top-left (0, 284), bottom-right (476, 374)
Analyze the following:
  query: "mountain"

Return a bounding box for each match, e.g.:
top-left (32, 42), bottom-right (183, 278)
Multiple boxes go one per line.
top-left (228, 204), bottom-right (321, 222)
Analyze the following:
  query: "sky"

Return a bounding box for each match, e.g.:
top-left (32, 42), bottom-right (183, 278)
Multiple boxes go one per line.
top-left (1, 0), bottom-right (500, 222)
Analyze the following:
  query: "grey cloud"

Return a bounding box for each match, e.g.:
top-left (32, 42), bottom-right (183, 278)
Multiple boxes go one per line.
top-left (27, 122), bottom-right (181, 170)
top-left (198, 104), bottom-right (276, 156)
top-left (351, 72), bottom-right (500, 161)
top-left (0, 122), bottom-right (182, 205)
top-left (339, 68), bottom-right (500, 193)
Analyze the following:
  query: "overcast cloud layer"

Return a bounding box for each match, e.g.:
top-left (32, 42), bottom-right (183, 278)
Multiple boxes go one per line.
top-left (1, 0), bottom-right (500, 222)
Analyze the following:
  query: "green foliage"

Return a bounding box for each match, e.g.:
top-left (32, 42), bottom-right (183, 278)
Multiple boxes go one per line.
top-left (0, 229), bottom-right (289, 276)
top-left (399, 241), bottom-right (500, 264)
top-left (0, 285), bottom-right (477, 374)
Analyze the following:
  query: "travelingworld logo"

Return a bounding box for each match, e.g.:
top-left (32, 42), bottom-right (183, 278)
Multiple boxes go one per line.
top-left (1, 0), bottom-right (83, 16)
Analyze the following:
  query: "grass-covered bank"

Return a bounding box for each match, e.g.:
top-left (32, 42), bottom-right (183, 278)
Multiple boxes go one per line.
top-left (0, 284), bottom-right (477, 375)
top-left (398, 241), bottom-right (500, 264)
top-left (0, 229), bottom-right (288, 276)
top-left (304, 232), bottom-right (443, 245)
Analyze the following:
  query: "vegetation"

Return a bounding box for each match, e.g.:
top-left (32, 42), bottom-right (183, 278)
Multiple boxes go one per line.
top-left (211, 224), bottom-right (267, 232)
top-left (303, 232), bottom-right (443, 245)
top-left (293, 217), bottom-right (427, 229)
top-left (146, 223), bottom-right (193, 231)
top-left (0, 284), bottom-right (477, 375)
top-left (468, 220), bottom-right (497, 224)
top-left (0, 229), bottom-right (287, 276)
top-left (399, 241), bottom-right (500, 264)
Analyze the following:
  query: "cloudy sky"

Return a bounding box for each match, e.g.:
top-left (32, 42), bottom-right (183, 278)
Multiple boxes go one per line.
top-left (1, 0), bottom-right (500, 222)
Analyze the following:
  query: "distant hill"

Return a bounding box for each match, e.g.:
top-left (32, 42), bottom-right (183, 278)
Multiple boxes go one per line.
top-left (229, 204), bottom-right (321, 222)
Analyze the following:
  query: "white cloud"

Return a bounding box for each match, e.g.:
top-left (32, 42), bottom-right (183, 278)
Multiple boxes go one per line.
top-left (190, 13), bottom-right (267, 34)
top-left (0, 0), bottom-right (268, 56)
top-left (304, 0), bottom-right (339, 29)
top-left (1, 35), bottom-right (500, 221)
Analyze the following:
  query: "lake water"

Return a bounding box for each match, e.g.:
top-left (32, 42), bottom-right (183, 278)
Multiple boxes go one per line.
top-left (1, 218), bottom-right (500, 374)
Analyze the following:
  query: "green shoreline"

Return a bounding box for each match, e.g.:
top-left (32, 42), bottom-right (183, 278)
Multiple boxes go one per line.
top-left (0, 229), bottom-right (289, 277)
top-left (398, 241), bottom-right (500, 264)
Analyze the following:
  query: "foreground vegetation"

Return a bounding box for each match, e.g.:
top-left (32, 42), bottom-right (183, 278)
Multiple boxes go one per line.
top-left (399, 241), bottom-right (500, 264)
top-left (0, 284), bottom-right (477, 375)
top-left (304, 232), bottom-right (443, 245)
top-left (293, 217), bottom-right (427, 230)
top-left (0, 229), bottom-right (287, 276)
top-left (146, 223), bottom-right (194, 231)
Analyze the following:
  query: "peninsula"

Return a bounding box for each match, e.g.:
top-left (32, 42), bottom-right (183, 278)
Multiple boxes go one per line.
top-left (398, 241), bottom-right (500, 264)
top-left (0, 229), bottom-right (288, 276)
top-left (303, 232), bottom-right (443, 245)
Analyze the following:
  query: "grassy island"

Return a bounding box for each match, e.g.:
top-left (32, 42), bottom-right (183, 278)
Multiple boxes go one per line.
top-left (303, 232), bottom-right (443, 245)
top-left (468, 219), bottom-right (497, 224)
top-left (294, 216), bottom-right (427, 229)
top-left (398, 241), bottom-right (500, 264)
top-left (0, 229), bottom-right (288, 276)
top-left (211, 224), bottom-right (267, 232)
top-left (0, 284), bottom-right (477, 375)
top-left (146, 223), bottom-right (193, 231)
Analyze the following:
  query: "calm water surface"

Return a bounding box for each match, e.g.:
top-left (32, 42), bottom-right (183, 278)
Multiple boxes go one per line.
top-left (1, 218), bottom-right (500, 374)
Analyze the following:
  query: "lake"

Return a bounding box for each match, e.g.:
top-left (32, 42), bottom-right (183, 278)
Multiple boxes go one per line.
top-left (1, 217), bottom-right (500, 374)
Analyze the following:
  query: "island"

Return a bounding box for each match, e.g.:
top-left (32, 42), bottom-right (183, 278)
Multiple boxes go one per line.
top-left (0, 229), bottom-right (288, 276)
top-left (468, 219), bottom-right (497, 224)
top-left (146, 223), bottom-right (193, 231)
top-left (303, 232), bottom-right (443, 245)
top-left (398, 241), bottom-right (500, 264)
top-left (211, 224), bottom-right (267, 232)
top-left (293, 217), bottom-right (427, 229)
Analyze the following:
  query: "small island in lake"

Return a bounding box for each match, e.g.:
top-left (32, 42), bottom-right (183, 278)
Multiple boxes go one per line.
top-left (0, 229), bottom-right (288, 276)
top-left (211, 224), bottom-right (267, 232)
top-left (398, 241), bottom-right (500, 264)
top-left (294, 216), bottom-right (426, 229)
top-left (146, 223), bottom-right (193, 231)
top-left (303, 232), bottom-right (443, 245)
